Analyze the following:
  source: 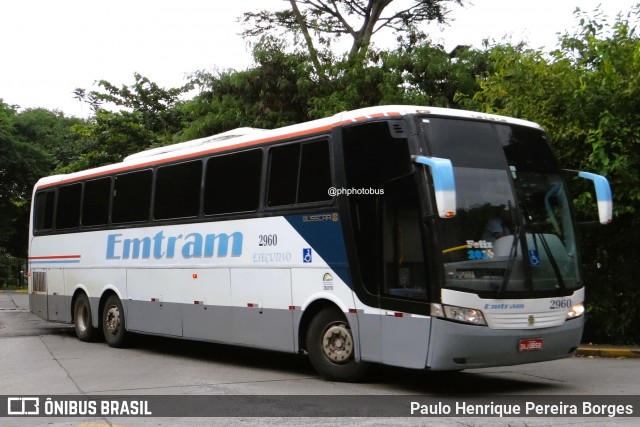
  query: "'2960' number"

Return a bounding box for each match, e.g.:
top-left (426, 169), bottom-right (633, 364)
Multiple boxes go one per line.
top-left (259, 234), bottom-right (278, 246)
top-left (550, 299), bottom-right (572, 310)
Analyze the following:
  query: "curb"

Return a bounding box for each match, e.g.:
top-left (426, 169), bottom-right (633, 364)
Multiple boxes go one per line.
top-left (576, 346), bottom-right (640, 359)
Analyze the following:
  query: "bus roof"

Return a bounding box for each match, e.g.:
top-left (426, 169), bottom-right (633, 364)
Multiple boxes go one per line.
top-left (34, 105), bottom-right (542, 190)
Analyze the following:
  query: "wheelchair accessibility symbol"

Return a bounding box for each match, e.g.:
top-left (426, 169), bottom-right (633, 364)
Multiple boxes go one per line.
top-left (303, 248), bottom-right (312, 263)
top-left (529, 249), bottom-right (541, 267)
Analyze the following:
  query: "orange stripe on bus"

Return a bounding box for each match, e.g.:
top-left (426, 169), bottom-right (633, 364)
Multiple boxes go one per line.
top-left (28, 255), bottom-right (81, 260)
top-left (36, 113), bottom-right (399, 190)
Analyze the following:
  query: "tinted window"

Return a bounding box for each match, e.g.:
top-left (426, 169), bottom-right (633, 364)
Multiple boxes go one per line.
top-left (423, 118), bottom-right (505, 169)
top-left (34, 190), bottom-right (55, 231)
top-left (82, 177), bottom-right (111, 226)
top-left (204, 150), bottom-right (262, 215)
top-left (112, 170), bottom-right (152, 223)
top-left (56, 183), bottom-right (82, 229)
top-left (268, 144), bottom-right (299, 206)
top-left (298, 140), bottom-right (331, 203)
top-left (155, 160), bottom-right (202, 220)
top-left (267, 139), bottom-right (331, 207)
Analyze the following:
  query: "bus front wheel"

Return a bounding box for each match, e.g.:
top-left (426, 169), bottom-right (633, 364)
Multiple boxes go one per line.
top-left (306, 307), bottom-right (369, 382)
top-left (73, 293), bottom-right (96, 342)
top-left (102, 294), bottom-right (128, 348)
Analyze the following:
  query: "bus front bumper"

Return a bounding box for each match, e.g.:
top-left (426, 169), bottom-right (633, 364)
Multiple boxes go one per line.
top-left (426, 316), bottom-right (584, 370)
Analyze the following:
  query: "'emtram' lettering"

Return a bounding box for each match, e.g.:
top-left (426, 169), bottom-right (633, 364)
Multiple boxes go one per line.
top-left (106, 231), bottom-right (243, 260)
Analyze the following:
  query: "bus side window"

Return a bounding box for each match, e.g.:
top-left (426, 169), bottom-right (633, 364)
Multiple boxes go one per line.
top-left (56, 183), bottom-right (82, 230)
top-left (267, 139), bottom-right (331, 207)
top-left (381, 178), bottom-right (427, 300)
top-left (82, 177), bottom-right (111, 227)
top-left (154, 160), bottom-right (202, 220)
top-left (112, 170), bottom-right (152, 224)
top-left (34, 190), bottom-right (55, 231)
top-left (298, 140), bottom-right (331, 203)
top-left (204, 149), bottom-right (262, 215)
top-left (268, 144), bottom-right (299, 206)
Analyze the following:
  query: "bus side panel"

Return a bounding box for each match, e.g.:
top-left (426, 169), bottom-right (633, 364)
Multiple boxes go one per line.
top-left (64, 268), bottom-right (127, 328)
top-left (380, 313), bottom-right (431, 369)
top-left (182, 268), bottom-right (232, 343)
top-left (354, 309), bottom-right (432, 369)
top-left (29, 282), bottom-right (48, 320)
top-left (230, 268), bottom-right (294, 352)
top-left (127, 269), bottom-right (183, 337)
top-left (46, 269), bottom-right (67, 322)
top-left (354, 310), bottom-right (382, 363)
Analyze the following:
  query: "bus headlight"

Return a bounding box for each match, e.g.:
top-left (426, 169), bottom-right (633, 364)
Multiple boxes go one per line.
top-left (430, 303), bottom-right (487, 326)
top-left (566, 303), bottom-right (585, 319)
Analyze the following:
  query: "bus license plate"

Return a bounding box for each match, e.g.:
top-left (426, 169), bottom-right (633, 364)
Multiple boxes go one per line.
top-left (519, 338), bottom-right (543, 352)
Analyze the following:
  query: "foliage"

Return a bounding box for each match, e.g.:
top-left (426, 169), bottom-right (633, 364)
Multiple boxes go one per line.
top-left (13, 108), bottom-right (86, 169)
top-left (0, 248), bottom-right (25, 288)
top-left (180, 40), bottom-right (315, 140)
top-left (180, 37), bottom-right (487, 140)
top-left (240, 0), bottom-right (463, 74)
top-left (67, 73), bottom-right (193, 171)
top-left (0, 101), bottom-right (53, 284)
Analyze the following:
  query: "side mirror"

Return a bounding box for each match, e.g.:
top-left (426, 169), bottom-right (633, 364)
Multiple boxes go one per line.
top-left (412, 155), bottom-right (456, 218)
top-left (576, 171), bottom-right (613, 224)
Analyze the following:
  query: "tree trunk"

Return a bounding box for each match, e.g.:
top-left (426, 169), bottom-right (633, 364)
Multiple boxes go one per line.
top-left (290, 0), bottom-right (326, 79)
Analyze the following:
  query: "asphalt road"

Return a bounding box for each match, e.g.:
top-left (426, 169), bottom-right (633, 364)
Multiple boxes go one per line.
top-left (1, 291), bottom-right (638, 426)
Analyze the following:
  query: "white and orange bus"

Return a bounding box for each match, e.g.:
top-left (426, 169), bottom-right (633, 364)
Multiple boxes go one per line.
top-left (29, 106), bottom-right (612, 381)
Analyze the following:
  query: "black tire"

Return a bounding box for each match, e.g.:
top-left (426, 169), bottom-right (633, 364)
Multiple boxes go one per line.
top-left (306, 307), bottom-right (369, 382)
top-left (102, 294), bottom-right (128, 348)
top-left (73, 293), bottom-right (96, 342)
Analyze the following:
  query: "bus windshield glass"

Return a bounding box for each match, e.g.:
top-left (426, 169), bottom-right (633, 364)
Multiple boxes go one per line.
top-left (422, 117), bottom-right (580, 297)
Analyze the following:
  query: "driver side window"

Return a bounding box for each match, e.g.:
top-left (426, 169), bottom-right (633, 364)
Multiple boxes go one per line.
top-left (381, 177), bottom-right (428, 300)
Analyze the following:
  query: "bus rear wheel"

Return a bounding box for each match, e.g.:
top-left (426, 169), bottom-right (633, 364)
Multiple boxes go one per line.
top-left (306, 307), bottom-right (369, 382)
top-left (73, 293), bottom-right (96, 342)
top-left (102, 294), bottom-right (128, 348)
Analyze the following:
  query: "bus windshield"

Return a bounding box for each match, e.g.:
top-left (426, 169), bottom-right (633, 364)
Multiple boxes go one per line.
top-left (422, 117), bottom-right (580, 297)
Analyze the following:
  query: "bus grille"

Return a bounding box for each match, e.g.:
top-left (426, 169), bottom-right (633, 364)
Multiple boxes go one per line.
top-left (486, 311), bottom-right (566, 329)
top-left (32, 271), bottom-right (47, 292)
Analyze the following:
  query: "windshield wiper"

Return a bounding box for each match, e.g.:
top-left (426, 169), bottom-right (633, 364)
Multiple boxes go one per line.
top-left (497, 224), bottom-right (520, 296)
top-left (497, 201), bottom-right (520, 296)
top-left (531, 231), bottom-right (567, 291)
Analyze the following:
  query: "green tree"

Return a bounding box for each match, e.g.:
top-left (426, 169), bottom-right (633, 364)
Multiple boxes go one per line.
top-left (181, 37), bottom-right (488, 139)
top-left (69, 73), bottom-right (192, 170)
top-left (180, 39), bottom-right (315, 141)
top-left (13, 108), bottom-right (86, 169)
top-left (0, 101), bottom-right (51, 285)
top-left (377, 42), bottom-right (490, 107)
top-left (241, 0), bottom-right (463, 74)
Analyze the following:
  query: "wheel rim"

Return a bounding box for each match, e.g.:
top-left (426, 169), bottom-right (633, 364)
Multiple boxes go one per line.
top-left (105, 305), bottom-right (121, 335)
top-left (76, 303), bottom-right (88, 332)
top-left (321, 322), bottom-right (354, 364)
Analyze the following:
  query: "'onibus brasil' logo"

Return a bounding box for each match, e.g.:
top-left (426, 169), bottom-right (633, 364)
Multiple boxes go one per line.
top-left (106, 231), bottom-right (243, 260)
